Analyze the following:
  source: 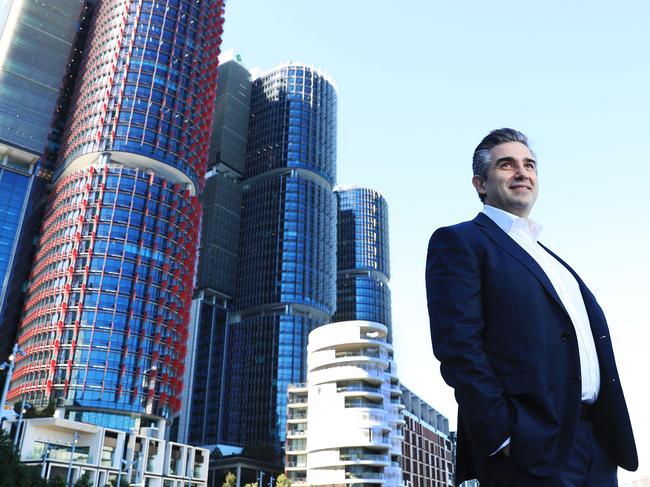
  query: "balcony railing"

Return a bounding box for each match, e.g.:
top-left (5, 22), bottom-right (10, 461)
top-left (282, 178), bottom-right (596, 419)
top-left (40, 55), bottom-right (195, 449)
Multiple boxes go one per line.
top-left (288, 396), bottom-right (308, 404)
top-left (345, 471), bottom-right (384, 480)
top-left (340, 453), bottom-right (389, 462)
top-left (335, 349), bottom-right (381, 359)
top-left (287, 429), bottom-right (307, 436)
top-left (287, 412), bottom-right (307, 420)
top-left (337, 384), bottom-right (382, 394)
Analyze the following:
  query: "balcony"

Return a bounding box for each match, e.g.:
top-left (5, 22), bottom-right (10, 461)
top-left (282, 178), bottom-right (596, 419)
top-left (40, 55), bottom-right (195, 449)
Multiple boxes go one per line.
top-left (287, 412), bottom-right (307, 421)
top-left (287, 395), bottom-right (308, 407)
top-left (287, 428), bottom-right (307, 438)
top-left (340, 453), bottom-right (390, 463)
top-left (345, 470), bottom-right (384, 480)
top-left (336, 384), bottom-right (382, 394)
top-left (335, 348), bottom-right (381, 359)
top-left (344, 397), bottom-right (384, 409)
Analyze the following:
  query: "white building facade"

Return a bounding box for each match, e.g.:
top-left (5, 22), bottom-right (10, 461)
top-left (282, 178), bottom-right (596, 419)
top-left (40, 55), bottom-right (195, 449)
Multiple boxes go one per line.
top-left (286, 320), bottom-right (404, 486)
top-left (14, 417), bottom-right (209, 486)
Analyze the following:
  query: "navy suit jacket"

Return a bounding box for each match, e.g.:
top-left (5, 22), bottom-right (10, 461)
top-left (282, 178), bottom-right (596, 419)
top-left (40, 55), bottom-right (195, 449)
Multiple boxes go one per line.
top-left (426, 213), bottom-right (637, 484)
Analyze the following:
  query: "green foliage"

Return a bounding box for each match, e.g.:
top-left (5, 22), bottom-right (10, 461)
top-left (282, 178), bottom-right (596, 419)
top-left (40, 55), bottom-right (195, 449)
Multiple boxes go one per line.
top-left (25, 400), bottom-right (56, 419)
top-left (0, 430), bottom-right (47, 487)
top-left (21, 466), bottom-right (47, 487)
top-left (222, 471), bottom-right (237, 487)
top-left (242, 483), bottom-right (258, 487)
top-left (276, 473), bottom-right (291, 487)
top-left (47, 476), bottom-right (67, 487)
top-left (107, 478), bottom-right (129, 487)
top-left (74, 471), bottom-right (93, 487)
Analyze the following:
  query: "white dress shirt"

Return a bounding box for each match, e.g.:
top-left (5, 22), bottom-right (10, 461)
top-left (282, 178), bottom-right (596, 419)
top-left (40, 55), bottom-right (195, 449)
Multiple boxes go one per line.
top-left (482, 205), bottom-right (601, 453)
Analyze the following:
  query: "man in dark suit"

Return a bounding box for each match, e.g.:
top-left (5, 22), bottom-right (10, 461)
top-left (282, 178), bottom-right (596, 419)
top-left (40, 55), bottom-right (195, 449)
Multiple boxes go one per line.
top-left (426, 128), bottom-right (637, 486)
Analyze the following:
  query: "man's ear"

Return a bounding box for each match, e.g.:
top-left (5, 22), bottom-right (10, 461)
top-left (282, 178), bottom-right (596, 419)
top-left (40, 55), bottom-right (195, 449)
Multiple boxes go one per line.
top-left (472, 175), bottom-right (486, 197)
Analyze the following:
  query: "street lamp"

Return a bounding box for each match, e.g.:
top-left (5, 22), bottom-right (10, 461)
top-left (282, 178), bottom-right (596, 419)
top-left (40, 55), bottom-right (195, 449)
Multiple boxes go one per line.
top-left (41, 443), bottom-right (51, 479)
top-left (116, 450), bottom-right (143, 487)
top-left (0, 343), bottom-right (23, 424)
top-left (13, 400), bottom-right (33, 446)
top-left (66, 431), bottom-right (80, 487)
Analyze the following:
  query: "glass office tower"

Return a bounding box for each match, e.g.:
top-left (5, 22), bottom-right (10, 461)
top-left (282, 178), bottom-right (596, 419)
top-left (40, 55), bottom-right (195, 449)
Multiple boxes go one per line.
top-left (0, 0), bottom-right (90, 361)
top-left (333, 187), bottom-right (392, 336)
top-left (179, 54), bottom-right (252, 445)
top-left (7, 0), bottom-right (225, 431)
top-left (225, 63), bottom-right (337, 459)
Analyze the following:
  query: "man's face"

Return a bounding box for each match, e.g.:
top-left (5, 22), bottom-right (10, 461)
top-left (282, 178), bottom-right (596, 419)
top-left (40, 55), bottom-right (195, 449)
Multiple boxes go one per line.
top-left (472, 141), bottom-right (538, 218)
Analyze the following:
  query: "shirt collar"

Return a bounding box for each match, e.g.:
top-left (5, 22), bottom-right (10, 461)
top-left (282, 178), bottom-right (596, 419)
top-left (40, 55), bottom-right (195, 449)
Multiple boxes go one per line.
top-left (482, 205), bottom-right (543, 241)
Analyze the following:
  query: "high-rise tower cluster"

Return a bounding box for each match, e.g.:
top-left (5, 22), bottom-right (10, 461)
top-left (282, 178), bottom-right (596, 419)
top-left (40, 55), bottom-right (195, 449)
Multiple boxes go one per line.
top-left (177, 57), bottom-right (338, 462)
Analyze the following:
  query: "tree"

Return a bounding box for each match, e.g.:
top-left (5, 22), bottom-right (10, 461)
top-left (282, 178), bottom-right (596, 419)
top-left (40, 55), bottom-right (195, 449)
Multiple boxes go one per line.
top-left (74, 471), bottom-right (93, 487)
top-left (0, 429), bottom-right (22, 487)
top-left (25, 400), bottom-right (56, 419)
top-left (47, 476), bottom-right (66, 487)
top-left (276, 474), bottom-right (291, 487)
top-left (107, 478), bottom-right (129, 487)
top-left (20, 466), bottom-right (47, 487)
top-left (222, 471), bottom-right (237, 487)
top-left (0, 430), bottom-right (46, 487)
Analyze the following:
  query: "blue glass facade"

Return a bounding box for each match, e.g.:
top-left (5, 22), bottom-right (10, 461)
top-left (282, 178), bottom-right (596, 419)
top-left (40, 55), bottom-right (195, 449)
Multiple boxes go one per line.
top-left (10, 164), bottom-right (199, 421)
top-left (224, 64), bottom-right (337, 459)
top-left (8, 0), bottom-right (225, 428)
top-left (57, 0), bottom-right (225, 191)
top-left (186, 293), bottom-right (228, 445)
top-left (333, 187), bottom-right (392, 337)
top-left (0, 169), bottom-right (30, 301)
top-left (0, 166), bottom-right (35, 359)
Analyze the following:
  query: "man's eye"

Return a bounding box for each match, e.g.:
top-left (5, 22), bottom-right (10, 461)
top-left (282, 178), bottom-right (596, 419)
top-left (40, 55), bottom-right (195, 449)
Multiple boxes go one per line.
top-left (500, 163), bottom-right (511, 168)
top-left (525, 163), bottom-right (535, 170)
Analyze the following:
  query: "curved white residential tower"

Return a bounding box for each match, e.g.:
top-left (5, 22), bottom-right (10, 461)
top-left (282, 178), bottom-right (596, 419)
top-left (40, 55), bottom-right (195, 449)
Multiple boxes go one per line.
top-left (288, 320), bottom-right (403, 486)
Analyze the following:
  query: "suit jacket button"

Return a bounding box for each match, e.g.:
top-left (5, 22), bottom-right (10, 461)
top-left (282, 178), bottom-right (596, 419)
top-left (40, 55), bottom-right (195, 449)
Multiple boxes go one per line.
top-left (572, 377), bottom-right (581, 384)
top-left (561, 332), bottom-right (571, 341)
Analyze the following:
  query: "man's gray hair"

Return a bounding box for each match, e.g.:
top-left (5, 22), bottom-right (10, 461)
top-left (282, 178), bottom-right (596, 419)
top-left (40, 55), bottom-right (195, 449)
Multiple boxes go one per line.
top-left (472, 128), bottom-right (533, 202)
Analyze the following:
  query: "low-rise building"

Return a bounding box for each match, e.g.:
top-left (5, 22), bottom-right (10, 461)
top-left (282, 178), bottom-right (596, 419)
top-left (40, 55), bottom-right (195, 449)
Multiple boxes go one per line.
top-left (286, 320), bottom-right (404, 486)
top-left (14, 417), bottom-right (208, 486)
top-left (400, 387), bottom-right (453, 487)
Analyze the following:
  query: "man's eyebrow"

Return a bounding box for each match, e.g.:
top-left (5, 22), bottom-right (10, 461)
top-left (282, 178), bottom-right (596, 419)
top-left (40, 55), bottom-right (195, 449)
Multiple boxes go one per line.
top-left (494, 156), bottom-right (537, 164)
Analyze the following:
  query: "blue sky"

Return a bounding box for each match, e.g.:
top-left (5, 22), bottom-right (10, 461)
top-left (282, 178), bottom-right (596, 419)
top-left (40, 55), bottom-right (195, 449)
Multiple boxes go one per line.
top-left (222, 1), bottom-right (649, 480)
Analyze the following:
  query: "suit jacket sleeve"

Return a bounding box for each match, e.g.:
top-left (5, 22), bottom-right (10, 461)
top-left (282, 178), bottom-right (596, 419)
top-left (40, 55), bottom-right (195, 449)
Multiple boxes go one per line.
top-left (426, 225), bottom-right (511, 458)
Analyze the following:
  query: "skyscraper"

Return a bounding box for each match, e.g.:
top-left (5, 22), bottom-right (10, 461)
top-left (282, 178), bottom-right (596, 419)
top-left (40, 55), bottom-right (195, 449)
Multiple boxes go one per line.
top-left (0, 0), bottom-right (91, 362)
top-left (179, 53), bottom-right (252, 445)
top-left (7, 0), bottom-right (224, 431)
top-left (333, 186), bottom-right (391, 336)
top-left (224, 63), bottom-right (337, 458)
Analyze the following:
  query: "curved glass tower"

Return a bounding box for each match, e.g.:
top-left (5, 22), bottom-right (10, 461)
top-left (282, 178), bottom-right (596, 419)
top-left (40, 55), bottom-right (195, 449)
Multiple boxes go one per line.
top-left (333, 186), bottom-right (392, 336)
top-left (8, 0), bottom-right (224, 430)
top-left (226, 63), bottom-right (337, 457)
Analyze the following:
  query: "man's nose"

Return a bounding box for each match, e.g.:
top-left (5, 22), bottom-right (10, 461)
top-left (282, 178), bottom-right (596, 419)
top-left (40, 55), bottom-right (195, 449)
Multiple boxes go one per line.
top-left (513, 163), bottom-right (529, 179)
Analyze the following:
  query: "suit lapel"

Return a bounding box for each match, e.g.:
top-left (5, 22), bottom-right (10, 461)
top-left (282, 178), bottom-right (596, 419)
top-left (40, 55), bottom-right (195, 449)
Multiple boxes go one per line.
top-left (473, 213), bottom-right (570, 317)
top-left (539, 242), bottom-right (608, 337)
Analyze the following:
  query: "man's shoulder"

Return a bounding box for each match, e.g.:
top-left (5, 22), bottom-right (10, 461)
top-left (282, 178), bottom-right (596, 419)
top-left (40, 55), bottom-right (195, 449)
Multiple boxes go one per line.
top-left (428, 216), bottom-right (484, 249)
